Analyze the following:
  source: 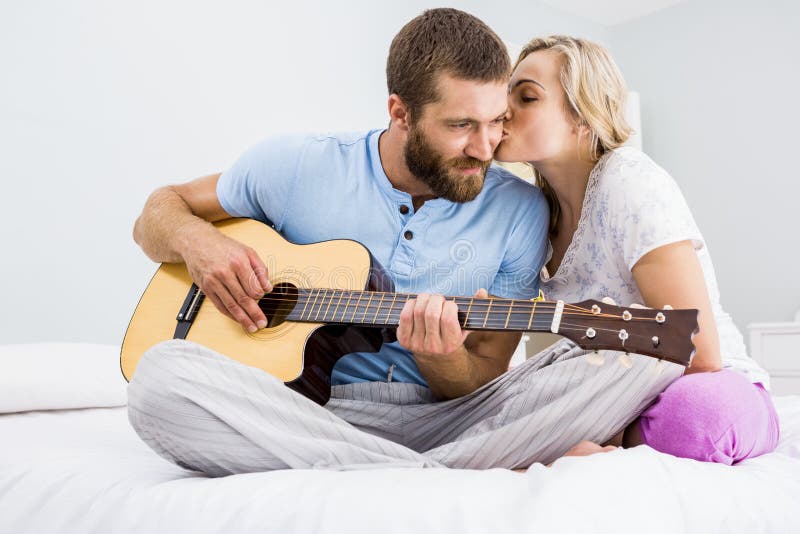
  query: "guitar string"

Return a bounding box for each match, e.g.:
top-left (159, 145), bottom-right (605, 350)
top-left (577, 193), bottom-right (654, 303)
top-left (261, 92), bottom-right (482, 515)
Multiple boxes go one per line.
top-left (256, 305), bottom-right (652, 326)
top-left (276, 288), bottom-right (663, 317)
top-left (249, 291), bottom-right (656, 318)
top-left (196, 283), bottom-right (629, 311)
top-left (254, 292), bottom-right (587, 308)
top-left (263, 299), bottom-right (662, 324)
top-left (188, 289), bottom-right (681, 326)
top-left (252, 299), bottom-right (664, 323)
top-left (206, 300), bottom-right (673, 339)
top-left (202, 305), bottom-right (673, 347)
top-left (254, 298), bottom-right (663, 323)
top-left (291, 289), bottom-right (598, 312)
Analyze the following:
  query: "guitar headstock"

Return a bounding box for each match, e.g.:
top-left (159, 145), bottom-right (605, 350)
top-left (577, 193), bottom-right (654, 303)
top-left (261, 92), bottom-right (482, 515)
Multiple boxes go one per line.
top-left (555, 299), bottom-right (699, 366)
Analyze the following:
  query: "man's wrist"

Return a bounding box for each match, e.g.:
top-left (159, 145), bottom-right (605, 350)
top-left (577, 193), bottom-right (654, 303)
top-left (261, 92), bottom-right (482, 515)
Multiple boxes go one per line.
top-left (173, 217), bottom-right (214, 261)
top-left (415, 345), bottom-right (479, 398)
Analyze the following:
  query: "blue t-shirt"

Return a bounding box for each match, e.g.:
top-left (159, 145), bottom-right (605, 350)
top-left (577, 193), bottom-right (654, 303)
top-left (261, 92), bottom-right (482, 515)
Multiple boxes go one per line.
top-left (217, 129), bottom-right (549, 386)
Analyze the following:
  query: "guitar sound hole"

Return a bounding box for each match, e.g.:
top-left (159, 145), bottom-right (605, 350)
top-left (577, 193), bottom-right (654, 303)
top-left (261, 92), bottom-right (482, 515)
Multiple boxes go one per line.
top-left (259, 283), bottom-right (299, 328)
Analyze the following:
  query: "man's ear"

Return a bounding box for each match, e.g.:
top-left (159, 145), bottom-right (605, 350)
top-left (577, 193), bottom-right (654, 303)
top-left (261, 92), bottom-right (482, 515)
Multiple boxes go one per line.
top-left (388, 94), bottom-right (412, 131)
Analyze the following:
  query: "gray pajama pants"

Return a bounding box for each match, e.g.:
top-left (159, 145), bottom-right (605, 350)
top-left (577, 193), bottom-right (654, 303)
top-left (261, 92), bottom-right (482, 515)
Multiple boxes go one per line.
top-left (126, 338), bottom-right (683, 475)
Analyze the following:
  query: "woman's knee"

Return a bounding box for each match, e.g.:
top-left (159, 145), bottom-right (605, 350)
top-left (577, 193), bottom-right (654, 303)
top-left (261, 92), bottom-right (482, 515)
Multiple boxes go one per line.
top-left (637, 370), bottom-right (779, 464)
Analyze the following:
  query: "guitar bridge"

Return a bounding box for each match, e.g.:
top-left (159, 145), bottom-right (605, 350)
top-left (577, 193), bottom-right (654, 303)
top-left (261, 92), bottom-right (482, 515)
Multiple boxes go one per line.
top-left (174, 284), bottom-right (205, 339)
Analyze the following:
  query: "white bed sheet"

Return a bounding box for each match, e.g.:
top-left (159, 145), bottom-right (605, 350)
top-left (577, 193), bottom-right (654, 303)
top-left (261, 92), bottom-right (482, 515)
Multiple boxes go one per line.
top-left (1, 397), bottom-right (799, 533)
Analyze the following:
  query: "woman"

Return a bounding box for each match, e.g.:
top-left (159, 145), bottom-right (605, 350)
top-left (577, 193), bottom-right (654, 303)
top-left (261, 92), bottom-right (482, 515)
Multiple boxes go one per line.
top-left (495, 36), bottom-right (779, 464)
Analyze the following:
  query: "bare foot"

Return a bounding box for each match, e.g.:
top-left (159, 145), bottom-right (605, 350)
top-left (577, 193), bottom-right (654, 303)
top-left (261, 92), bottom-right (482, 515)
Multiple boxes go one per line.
top-left (604, 429), bottom-right (625, 448)
top-left (563, 440), bottom-right (617, 457)
top-left (511, 441), bottom-right (617, 472)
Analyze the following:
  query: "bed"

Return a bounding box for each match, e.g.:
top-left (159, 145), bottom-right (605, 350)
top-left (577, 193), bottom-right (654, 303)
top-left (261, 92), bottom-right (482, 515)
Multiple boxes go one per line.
top-left (2, 342), bottom-right (799, 533)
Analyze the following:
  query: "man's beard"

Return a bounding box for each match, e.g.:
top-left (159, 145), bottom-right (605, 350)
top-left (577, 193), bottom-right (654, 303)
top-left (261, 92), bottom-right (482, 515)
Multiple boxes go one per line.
top-left (403, 126), bottom-right (491, 203)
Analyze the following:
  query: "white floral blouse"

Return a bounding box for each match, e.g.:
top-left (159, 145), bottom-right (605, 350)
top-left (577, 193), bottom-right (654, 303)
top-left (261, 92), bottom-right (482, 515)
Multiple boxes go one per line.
top-left (540, 147), bottom-right (769, 386)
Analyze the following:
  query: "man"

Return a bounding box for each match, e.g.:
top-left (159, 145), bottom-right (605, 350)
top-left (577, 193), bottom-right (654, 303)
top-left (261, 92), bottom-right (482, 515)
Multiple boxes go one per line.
top-left (127, 8), bottom-right (678, 473)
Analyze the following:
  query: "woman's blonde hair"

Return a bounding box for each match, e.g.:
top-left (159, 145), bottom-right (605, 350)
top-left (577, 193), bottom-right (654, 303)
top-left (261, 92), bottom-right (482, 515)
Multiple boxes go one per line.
top-left (515, 36), bottom-right (632, 236)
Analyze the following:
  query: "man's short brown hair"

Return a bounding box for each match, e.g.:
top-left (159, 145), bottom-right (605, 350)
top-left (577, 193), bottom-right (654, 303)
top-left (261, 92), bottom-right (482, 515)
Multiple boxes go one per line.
top-left (386, 8), bottom-right (511, 121)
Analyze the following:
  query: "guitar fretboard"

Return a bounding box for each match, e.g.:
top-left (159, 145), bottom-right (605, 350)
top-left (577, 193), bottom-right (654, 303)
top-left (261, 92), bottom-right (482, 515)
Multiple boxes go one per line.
top-left (285, 288), bottom-right (558, 332)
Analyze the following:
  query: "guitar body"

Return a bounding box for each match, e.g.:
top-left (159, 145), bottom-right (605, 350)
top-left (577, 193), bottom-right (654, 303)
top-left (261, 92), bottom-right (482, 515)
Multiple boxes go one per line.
top-left (121, 219), bottom-right (395, 404)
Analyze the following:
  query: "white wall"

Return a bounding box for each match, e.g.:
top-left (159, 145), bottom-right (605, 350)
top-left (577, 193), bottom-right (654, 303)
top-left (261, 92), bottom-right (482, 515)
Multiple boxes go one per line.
top-left (608, 0), bottom-right (800, 331)
top-left (0, 0), bottom-right (608, 345)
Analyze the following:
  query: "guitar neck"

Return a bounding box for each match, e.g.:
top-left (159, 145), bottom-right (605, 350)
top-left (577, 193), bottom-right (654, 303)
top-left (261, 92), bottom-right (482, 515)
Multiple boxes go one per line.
top-left (286, 288), bottom-right (560, 333)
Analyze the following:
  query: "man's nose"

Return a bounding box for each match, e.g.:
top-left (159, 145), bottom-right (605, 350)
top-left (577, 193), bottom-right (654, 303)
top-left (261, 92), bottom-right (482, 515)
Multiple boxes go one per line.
top-left (466, 127), bottom-right (494, 162)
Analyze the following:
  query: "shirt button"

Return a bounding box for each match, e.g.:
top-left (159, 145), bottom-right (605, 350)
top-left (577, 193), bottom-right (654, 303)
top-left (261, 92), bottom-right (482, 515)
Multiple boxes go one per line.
top-left (404, 230), bottom-right (413, 240)
top-left (399, 204), bottom-right (409, 215)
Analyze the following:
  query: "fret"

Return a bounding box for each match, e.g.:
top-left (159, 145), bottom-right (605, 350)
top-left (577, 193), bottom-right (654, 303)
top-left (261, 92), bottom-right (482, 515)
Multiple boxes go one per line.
top-left (362, 293), bottom-right (374, 324)
top-left (328, 289), bottom-right (340, 322)
top-left (320, 288), bottom-right (333, 323)
top-left (372, 292), bottom-right (386, 324)
top-left (385, 293), bottom-right (397, 324)
top-left (350, 291), bottom-right (363, 323)
top-left (504, 300), bottom-right (513, 329)
top-left (482, 298), bottom-right (493, 328)
top-left (527, 300), bottom-right (537, 330)
top-left (311, 288), bottom-right (325, 321)
top-left (464, 298), bottom-right (474, 328)
top-left (319, 289), bottom-right (334, 322)
top-left (331, 290), bottom-right (345, 323)
top-left (322, 289), bottom-right (337, 322)
top-left (342, 292), bottom-right (353, 324)
top-left (299, 288), bottom-right (313, 321)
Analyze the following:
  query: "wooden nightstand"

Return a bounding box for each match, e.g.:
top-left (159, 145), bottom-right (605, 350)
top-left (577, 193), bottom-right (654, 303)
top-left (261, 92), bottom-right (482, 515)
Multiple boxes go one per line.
top-left (748, 311), bottom-right (800, 395)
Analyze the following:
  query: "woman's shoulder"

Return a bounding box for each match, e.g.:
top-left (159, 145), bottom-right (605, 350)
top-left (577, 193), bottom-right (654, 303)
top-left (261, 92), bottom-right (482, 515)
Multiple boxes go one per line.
top-left (598, 147), bottom-right (671, 184)
top-left (593, 147), bottom-right (682, 207)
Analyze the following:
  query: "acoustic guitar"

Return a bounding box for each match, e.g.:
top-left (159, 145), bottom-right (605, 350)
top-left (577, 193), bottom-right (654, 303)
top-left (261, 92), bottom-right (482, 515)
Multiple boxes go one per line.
top-left (121, 219), bottom-right (699, 404)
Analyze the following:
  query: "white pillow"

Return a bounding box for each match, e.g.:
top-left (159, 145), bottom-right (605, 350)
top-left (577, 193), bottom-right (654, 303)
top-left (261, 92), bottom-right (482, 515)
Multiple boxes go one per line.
top-left (0, 343), bottom-right (127, 413)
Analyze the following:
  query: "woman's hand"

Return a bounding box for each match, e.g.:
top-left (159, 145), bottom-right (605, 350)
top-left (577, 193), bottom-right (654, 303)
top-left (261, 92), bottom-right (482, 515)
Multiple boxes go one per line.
top-left (632, 240), bottom-right (722, 373)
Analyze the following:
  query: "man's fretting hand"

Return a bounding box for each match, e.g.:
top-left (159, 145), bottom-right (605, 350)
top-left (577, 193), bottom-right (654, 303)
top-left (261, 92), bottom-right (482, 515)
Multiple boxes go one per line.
top-left (397, 288), bottom-right (488, 359)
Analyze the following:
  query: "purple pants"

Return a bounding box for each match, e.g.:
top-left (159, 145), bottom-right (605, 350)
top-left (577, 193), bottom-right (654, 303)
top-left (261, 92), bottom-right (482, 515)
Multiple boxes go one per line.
top-left (637, 369), bottom-right (780, 465)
